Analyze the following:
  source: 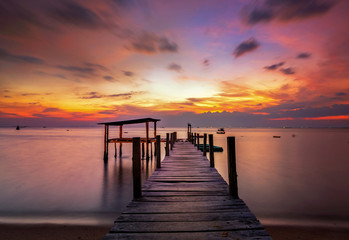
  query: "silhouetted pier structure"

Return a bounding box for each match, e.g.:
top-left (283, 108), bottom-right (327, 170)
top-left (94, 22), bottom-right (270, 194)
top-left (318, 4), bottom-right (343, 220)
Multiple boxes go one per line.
top-left (99, 118), bottom-right (176, 161)
top-left (102, 127), bottom-right (271, 240)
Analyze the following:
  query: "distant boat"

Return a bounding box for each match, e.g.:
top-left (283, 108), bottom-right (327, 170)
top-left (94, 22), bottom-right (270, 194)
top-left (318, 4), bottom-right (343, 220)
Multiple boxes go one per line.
top-left (16, 125), bottom-right (20, 130)
top-left (273, 136), bottom-right (281, 138)
top-left (216, 128), bottom-right (225, 134)
top-left (199, 144), bottom-right (223, 152)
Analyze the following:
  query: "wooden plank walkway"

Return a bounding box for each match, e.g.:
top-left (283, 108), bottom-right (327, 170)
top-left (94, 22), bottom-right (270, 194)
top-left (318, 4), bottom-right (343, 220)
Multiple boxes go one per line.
top-left (103, 141), bottom-right (271, 240)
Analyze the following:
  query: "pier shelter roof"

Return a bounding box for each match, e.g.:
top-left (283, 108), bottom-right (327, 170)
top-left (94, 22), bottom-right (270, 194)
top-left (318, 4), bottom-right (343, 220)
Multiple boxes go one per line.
top-left (98, 118), bottom-right (160, 126)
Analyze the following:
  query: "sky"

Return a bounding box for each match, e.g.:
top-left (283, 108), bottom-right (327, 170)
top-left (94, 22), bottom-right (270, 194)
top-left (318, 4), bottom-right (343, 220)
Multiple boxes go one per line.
top-left (1, 0), bottom-right (349, 127)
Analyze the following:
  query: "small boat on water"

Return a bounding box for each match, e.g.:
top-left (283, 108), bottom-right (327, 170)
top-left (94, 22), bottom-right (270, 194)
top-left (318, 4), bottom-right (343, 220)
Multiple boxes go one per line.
top-left (273, 136), bottom-right (281, 138)
top-left (216, 128), bottom-right (225, 134)
top-left (16, 125), bottom-right (20, 130)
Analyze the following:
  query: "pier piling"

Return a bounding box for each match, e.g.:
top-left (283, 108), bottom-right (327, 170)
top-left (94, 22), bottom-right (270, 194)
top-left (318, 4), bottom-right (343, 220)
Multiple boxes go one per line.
top-left (227, 136), bottom-right (239, 199)
top-left (132, 137), bottom-right (141, 199)
top-left (209, 134), bottom-right (214, 168)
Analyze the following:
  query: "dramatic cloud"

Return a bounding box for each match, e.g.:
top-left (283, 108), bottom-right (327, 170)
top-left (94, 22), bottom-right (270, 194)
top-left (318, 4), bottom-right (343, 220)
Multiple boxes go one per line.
top-left (56, 65), bottom-right (95, 74)
top-left (81, 91), bottom-right (143, 99)
top-left (21, 93), bottom-right (40, 96)
top-left (103, 76), bottom-right (115, 81)
top-left (85, 62), bottom-right (107, 71)
top-left (122, 71), bottom-right (134, 77)
top-left (243, 0), bottom-right (337, 25)
top-left (43, 108), bottom-right (60, 112)
top-left (167, 63), bottom-right (183, 73)
top-left (0, 1), bottom-right (51, 35)
top-left (0, 48), bottom-right (44, 64)
top-left (297, 52), bottom-right (312, 59)
top-left (233, 38), bottom-right (260, 58)
top-left (35, 71), bottom-right (67, 79)
top-left (264, 62), bottom-right (285, 70)
top-left (130, 32), bottom-right (178, 54)
top-left (335, 92), bottom-right (347, 96)
top-left (49, 1), bottom-right (105, 29)
top-left (280, 67), bottom-right (296, 75)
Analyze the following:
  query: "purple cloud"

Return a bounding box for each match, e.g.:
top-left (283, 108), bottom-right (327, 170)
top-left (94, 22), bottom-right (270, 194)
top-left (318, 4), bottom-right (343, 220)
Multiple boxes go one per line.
top-left (233, 38), bottom-right (260, 58)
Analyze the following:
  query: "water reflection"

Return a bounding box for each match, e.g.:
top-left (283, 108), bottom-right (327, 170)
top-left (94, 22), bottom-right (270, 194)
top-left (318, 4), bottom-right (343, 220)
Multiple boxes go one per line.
top-left (1, 127), bottom-right (349, 227)
top-left (100, 147), bottom-right (157, 214)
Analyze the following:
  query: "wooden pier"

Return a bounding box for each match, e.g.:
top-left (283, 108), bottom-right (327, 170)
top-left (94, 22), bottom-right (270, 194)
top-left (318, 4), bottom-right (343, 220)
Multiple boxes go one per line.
top-left (103, 139), bottom-right (271, 239)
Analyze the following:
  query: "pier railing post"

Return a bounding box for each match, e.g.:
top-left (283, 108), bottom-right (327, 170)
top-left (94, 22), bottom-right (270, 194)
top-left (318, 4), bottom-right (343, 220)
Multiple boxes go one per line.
top-left (170, 133), bottom-right (173, 150)
top-left (197, 133), bottom-right (200, 150)
top-left (103, 124), bottom-right (109, 161)
top-left (166, 133), bottom-right (170, 156)
top-left (156, 135), bottom-right (161, 168)
top-left (203, 133), bottom-right (207, 156)
top-left (193, 133), bottom-right (196, 145)
top-left (132, 137), bottom-right (141, 199)
top-left (209, 134), bottom-right (214, 168)
top-left (227, 137), bottom-right (239, 199)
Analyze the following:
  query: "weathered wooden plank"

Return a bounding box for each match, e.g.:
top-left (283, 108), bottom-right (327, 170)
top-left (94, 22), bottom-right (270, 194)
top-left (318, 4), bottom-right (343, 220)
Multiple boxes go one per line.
top-left (134, 195), bottom-right (242, 202)
top-left (103, 230), bottom-right (271, 240)
top-left (122, 204), bottom-right (249, 214)
top-left (115, 211), bottom-right (255, 222)
top-left (142, 191), bottom-right (228, 197)
top-left (110, 219), bottom-right (264, 233)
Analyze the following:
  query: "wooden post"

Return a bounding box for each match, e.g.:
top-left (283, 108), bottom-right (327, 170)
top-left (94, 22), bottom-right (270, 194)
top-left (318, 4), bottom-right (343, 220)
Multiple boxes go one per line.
top-left (103, 124), bottom-right (108, 161)
top-left (114, 142), bottom-right (117, 158)
top-left (150, 142), bottom-right (153, 160)
top-left (203, 133), bottom-right (207, 156)
top-left (132, 137), bottom-right (141, 199)
top-left (209, 134), bottom-right (214, 167)
top-left (187, 123), bottom-right (190, 140)
top-left (174, 132), bottom-right (177, 142)
top-left (191, 133), bottom-right (194, 144)
top-left (154, 122), bottom-right (157, 157)
top-left (142, 142), bottom-right (145, 159)
top-left (156, 135), bottom-right (161, 168)
top-left (227, 137), bottom-right (239, 199)
top-left (197, 133), bottom-right (200, 150)
top-left (166, 133), bottom-right (170, 156)
top-left (170, 133), bottom-right (173, 150)
top-left (119, 125), bottom-right (122, 157)
top-left (193, 133), bottom-right (196, 146)
top-left (146, 122), bottom-right (149, 160)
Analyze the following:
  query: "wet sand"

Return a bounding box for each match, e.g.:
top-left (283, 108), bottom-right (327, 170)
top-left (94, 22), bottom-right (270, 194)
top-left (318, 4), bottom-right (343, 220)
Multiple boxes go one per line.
top-left (1, 224), bottom-right (349, 240)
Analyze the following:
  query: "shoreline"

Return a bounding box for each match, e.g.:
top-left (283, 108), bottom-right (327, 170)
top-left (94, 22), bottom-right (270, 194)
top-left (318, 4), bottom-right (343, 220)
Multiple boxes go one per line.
top-left (1, 223), bottom-right (349, 240)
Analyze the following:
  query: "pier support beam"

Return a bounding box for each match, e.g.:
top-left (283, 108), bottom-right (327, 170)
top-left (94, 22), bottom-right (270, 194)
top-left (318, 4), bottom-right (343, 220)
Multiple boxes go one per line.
top-left (145, 122), bottom-right (149, 160)
top-left (132, 137), bottom-right (141, 199)
top-left (170, 133), bottom-right (173, 150)
top-left (166, 133), bottom-right (170, 156)
top-left (227, 137), bottom-right (239, 199)
top-left (119, 125), bottom-right (123, 157)
top-left (114, 142), bottom-right (117, 158)
top-left (103, 125), bottom-right (109, 161)
top-left (156, 135), bottom-right (161, 168)
top-left (197, 133), bottom-right (200, 150)
top-left (203, 133), bottom-right (207, 156)
top-left (209, 134), bottom-right (214, 168)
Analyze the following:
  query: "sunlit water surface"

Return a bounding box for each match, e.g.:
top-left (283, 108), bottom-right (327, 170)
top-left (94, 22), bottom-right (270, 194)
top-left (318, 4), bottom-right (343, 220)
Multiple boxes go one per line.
top-left (0, 127), bottom-right (348, 228)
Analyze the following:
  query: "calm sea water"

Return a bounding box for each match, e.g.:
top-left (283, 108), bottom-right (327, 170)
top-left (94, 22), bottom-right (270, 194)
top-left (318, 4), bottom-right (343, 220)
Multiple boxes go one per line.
top-left (0, 127), bottom-right (348, 228)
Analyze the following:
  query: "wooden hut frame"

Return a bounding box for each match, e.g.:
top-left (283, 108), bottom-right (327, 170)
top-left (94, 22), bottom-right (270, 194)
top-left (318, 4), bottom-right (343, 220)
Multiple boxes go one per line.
top-left (99, 118), bottom-right (160, 161)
